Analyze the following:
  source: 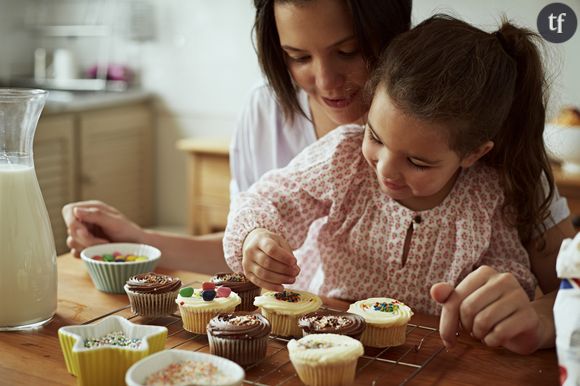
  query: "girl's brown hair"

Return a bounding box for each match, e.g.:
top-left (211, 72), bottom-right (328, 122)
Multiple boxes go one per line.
top-left (253, 0), bottom-right (412, 122)
top-left (368, 14), bottom-right (554, 245)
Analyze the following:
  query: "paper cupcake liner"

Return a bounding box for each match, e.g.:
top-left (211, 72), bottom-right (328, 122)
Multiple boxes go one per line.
top-left (125, 286), bottom-right (180, 317)
top-left (292, 359), bottom-right (358, 386)
top-left (178, 305), bottom-right (238, 335)
top-left (260, 309), bottom-right (302, 337)
top-left (237, 288), bottom-right (261, 311)
top-left (360, 323), bottom-right (407, 347)
top-left (207, 334), bottom-right (268, 366)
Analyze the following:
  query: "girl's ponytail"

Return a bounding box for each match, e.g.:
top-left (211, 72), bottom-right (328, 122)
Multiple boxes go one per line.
top-left (484, 23), bottom-right (554, 246)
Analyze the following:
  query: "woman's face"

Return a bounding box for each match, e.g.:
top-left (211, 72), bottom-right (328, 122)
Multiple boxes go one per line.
top-left (361, 88), bottom-right (487, 210)
top-left (275, 0), bottom-right (369, 126)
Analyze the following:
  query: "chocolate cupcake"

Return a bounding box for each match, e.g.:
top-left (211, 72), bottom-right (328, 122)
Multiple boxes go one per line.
top-left (298, 310), bottom-right (366, 340)
top-left (207, 312), bottom-right (271, 366)
top-left (211, 272), bottom-right (261, 311)
top-left (124, 272), bottom-right (181, 317)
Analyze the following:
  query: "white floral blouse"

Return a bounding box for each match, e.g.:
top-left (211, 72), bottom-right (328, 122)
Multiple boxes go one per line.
top-left (223, 125), bottom-right (537, 315)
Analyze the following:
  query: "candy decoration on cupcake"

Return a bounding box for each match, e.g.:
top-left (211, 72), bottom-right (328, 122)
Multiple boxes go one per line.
top-left (274, 290), bottom-right (301, 302)
top-left (178, 282), bottom-right (236, 303)
top-left (371, 300), bottom-right (400, 313)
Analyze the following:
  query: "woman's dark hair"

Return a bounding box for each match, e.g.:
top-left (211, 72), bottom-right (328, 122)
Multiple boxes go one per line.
top-left (253, 0), bottom-right (412, 122)
top-left (368, 14), bottom-right (553, 245)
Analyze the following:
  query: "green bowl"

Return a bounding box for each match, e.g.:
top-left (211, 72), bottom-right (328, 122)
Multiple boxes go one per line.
top-left (80, 243), bottom-right (161, 294)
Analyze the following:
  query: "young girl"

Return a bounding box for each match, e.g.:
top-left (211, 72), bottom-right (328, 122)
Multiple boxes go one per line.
top-left (223, 15), bottom-right (566, 354)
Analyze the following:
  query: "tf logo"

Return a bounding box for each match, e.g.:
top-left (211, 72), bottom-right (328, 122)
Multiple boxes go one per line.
top-left (537, 2), bottom-right (577, 43)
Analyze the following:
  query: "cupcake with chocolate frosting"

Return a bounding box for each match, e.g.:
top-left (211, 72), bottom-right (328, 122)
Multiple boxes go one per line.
top-left (298, 310), bottom-right (366, 340)
top-left (124, 272), bottom-right (181, 317)
top-left (207, 312), bottom-right (271, 365)
top-left (211, 272), bottom-right (261, 311)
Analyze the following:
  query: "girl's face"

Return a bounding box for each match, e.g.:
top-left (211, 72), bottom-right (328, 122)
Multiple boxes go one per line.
top-left (275, 0), bottom-right (369, 126)
top-left (362, 88), bottom-right (490, 210)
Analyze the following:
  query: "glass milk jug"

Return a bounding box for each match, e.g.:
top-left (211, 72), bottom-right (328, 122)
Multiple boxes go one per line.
top-left (0, 89), bottom-right (57, 330)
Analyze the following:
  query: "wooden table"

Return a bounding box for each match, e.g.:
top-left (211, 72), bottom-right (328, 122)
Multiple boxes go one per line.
top-left (0, 254), bottom-right (559, 385)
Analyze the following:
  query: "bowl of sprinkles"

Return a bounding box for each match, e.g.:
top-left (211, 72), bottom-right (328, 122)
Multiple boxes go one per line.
top-left (80, 243), bottom-right (161, 293)
top-left (125, 349), bottom-right (245, 386)
top-left (58, 315), bottom-right (167, 386)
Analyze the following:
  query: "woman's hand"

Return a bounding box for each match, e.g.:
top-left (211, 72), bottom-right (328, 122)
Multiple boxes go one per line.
top-left (62, 200), bottom-right (144, 257)
top-left (242, 228), bottom-right (300, 291)
top-left (430, 265), bottom-right (547, 355)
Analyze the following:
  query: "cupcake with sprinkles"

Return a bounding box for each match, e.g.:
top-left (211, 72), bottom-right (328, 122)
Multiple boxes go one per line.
top-left (298, 310), bottom-right (366, 340)
top-left (211, 272), bottom-right (261, 311)
top-left (347, 297), bottom-right (413, 347)
top-left (287, 333), bottom-right (364, 386)
top-left (207, 311), bottom-right (271, 365)
top-left (254, 289), bottom-right (322, 337)
top-left (124, 272), bottom-right (182, 317)
top-left (176, 282), bottom-right (241, 334)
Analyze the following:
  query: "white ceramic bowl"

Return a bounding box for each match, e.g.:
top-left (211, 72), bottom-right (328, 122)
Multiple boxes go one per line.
top-left (544, 124), bottom-right (580, 174)
top-left (125, 349), bottom-right (245, 386)
top-left (80, 243), bottom-right (161, 293)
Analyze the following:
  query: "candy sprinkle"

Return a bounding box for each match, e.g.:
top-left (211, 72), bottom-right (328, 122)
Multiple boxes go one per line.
top-left (144, 360), bottom-right (232, 386)
top-left (83, 331), bottom-right (142, 349)
top-left (372, 301), bottom-right (400, 313)
top-left (274, 291), bottom-right (301, 302)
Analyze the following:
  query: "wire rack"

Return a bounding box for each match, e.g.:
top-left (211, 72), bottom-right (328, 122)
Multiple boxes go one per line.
top-left (82, 279), bottom-right (445, 385)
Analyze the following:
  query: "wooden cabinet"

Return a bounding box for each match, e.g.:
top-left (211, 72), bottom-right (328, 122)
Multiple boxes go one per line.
top-left (78, 104), bottom-right (154, 226)
top-left (34, 101), bottom-right (155, 254)
top-left (34, 114), bottom-right (76, 254)
top-left (177, 138), bottom-right (230, 235)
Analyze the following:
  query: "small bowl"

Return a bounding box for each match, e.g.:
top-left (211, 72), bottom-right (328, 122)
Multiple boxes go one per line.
top-left (81, 243), bottom-right (161, 293)
top-left (125, 349), bottom-right (245, 386)
top-left (544, 124), bottom-right (580, 174)
top-left (58, 315), bottom-right (167, 386)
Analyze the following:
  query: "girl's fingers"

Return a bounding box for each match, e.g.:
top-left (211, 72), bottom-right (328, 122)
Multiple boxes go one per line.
top-left (245, 272), bottom-right (284, 292)
top-left (257, 237), bottom-right (297, 267)
top-left (470, 289), bottom-right (524, 340)
top-left (482, 308), bottom-right (541, 354)
top-left (254, 249), bottom-right (299, 277)
top-left (251, 256), bottom-right (296, 284)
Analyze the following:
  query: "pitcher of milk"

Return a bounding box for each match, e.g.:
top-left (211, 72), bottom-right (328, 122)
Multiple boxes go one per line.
top-left (0, 89), bottom-right (57, 330)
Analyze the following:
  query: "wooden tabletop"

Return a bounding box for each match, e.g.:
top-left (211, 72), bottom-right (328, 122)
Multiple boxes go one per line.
top-left (0, 254), bottom-right (559, 386)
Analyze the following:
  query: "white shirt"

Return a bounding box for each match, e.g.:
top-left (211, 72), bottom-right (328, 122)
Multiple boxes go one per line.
top-left (229, 82), bottom-right (570, 234)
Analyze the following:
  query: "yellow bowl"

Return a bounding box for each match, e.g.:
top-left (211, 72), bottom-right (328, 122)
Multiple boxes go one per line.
top-left (58, 315), bottom-right (167, 386)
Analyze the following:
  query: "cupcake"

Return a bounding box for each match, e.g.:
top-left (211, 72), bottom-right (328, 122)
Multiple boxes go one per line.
top-left (254, 290), bottom-right (322, 337)
top-left (298, 310), bottom-right (366, 340)
top-left (176, 283), bottom-right (241, 334)
top-left (347, 297), bottom-right (413, 347)
top-left (124, 273), bottom-right (181, 317)
top-left (211, 272), bottom-right (261, 311)
top-left (207, 312), bottom-right (271, 365)
top-left (287, 333), bottom-right (363, 386)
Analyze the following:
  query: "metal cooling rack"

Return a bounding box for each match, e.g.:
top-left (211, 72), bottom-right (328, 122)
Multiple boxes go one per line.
top-left (84, 279), bottom-right (445, 385)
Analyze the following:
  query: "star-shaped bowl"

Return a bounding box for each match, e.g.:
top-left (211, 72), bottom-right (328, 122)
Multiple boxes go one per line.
top-left (58, 315), bottom-right (167, 386)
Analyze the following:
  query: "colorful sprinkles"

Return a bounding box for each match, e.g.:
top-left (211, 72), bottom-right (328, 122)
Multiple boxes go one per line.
top-left (144, 360), bottom-right (232, 386)
top-left (372, 301), bottom-right (400, 313)
top-left (83, 331), bottom-right (142, 349)
top-left (274, 291), bottom-right (301, 303)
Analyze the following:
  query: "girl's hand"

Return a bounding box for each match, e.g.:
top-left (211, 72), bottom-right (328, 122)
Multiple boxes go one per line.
top-left (242, 228), bottom-right (300, 292)
top-left (62, 200), bottom-right (144, 257)
top-left (430, 266), bottom-right (545, 355)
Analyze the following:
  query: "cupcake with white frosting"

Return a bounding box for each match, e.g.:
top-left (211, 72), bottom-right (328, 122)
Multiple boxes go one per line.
top-left (176, 283), bottom-right (241, 334)
top-left (347, 297), bottom-right (413, 347)
top-left (287, 333), bottom-right (364, 386)
top-left (254, 290), bottom-right (322, 337)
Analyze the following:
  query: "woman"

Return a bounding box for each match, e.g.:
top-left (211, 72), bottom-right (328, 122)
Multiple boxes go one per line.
top-left (62, 0), bottom-right (413, 272)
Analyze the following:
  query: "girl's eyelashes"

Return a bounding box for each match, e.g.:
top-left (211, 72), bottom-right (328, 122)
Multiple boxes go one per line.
top-left (338, 50), bottom-right (359, 58)
top-left (408, 158), bottom-right (429, 171)
top-left (366, 126), bottom-right (382, 144)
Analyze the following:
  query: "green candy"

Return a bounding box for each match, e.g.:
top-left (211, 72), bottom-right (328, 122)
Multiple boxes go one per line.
top-left (103, 254), bottom-right (115, 262)
top-left (179, 287), bottom-right (194, 297)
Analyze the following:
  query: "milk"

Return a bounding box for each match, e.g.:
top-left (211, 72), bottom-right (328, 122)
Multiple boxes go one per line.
top-left (0, 164), bottom-right (57, 328)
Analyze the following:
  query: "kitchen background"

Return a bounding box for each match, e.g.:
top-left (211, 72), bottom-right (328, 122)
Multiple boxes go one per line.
top-left (0, 0), bottom-right (578, 252)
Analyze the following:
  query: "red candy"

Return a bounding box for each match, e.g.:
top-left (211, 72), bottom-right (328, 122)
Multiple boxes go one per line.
top-left (216, 286), bottom-right (231, 298)
top-left (202, 282), bottom-right (216, 291)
